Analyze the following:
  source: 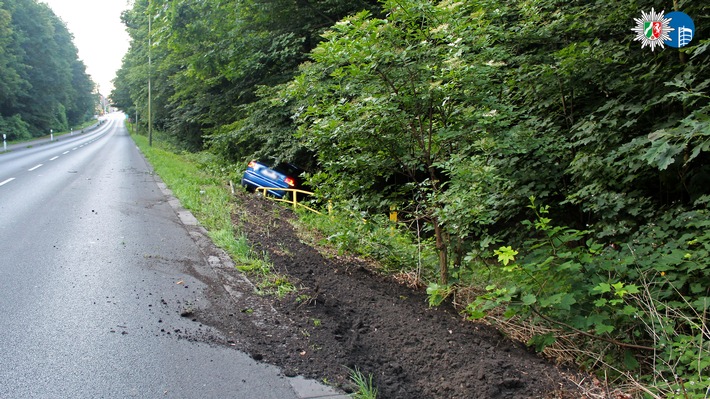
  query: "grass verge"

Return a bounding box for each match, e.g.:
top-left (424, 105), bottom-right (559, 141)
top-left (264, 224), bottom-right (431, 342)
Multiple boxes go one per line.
top-left (131, 132), bottom-right (268, 272)
top-left (294, 207), bottom-right (439, 283)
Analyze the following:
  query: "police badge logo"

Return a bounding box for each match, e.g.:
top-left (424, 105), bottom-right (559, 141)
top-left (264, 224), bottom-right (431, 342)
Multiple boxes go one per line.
top-left (631, 8), bottom-right (674, 51)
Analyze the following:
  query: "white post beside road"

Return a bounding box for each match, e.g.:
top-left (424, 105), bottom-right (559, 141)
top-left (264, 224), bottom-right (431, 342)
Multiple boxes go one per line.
top-left (2, 134), bottom-right (6, 151)
top-left (50, 129), bottom-right (53, 142)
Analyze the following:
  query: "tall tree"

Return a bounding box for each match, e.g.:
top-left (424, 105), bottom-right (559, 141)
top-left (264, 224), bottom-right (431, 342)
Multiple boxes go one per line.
top-left (0, 2), bottom-right (26, 111)
top-left (0, 0), bottom-right (94, 137)
top-left (113, 0), bottom-right (381, 152)
top-left (283, 0), bottom-right (511, 283)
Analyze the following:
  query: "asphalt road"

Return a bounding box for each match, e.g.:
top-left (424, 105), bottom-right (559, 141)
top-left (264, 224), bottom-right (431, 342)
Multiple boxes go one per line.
top-left (0, 114), bottom-right (338, 398)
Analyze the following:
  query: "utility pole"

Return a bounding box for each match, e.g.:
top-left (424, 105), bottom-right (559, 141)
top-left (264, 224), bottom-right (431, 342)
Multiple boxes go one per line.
top-left (148, 0), bottom-right (153, 146)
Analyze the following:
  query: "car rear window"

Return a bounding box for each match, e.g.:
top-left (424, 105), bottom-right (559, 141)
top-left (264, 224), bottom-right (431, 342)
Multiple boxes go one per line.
top-left (273, 163), bottom-right (302, 176)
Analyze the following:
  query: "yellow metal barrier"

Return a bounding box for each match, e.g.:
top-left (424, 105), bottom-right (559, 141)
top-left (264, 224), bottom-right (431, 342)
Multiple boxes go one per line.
top-left (254, 187), bottom-right (322, 215)
top-left (254, 187), bottom-right (399, 223)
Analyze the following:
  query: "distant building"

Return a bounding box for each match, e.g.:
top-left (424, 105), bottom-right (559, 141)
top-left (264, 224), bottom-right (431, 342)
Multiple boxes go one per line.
top-left (97, 92), bottom-right (110, 115)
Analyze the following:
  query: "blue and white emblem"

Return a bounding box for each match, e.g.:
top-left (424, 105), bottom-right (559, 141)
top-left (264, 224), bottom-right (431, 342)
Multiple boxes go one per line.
top-left (665, 11), bottom-right (695, 48)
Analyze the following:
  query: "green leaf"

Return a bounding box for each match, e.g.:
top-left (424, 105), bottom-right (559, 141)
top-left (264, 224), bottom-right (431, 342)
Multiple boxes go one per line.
top-left (620, 305), bottom-right (638, 316)
top-left (557, 293), bottom-right (577, 310)
top-left (503, 307), bottom-right (518, 318)
top-left (623, 350), bottom-right (640, 370)
top-left (594, 298), bottom-right (607, 307)
top-left (642, 138), bottom-right (684, 171)
top-left (466, 309), bottom-right (486, 320)
top-left (494, 246), bottom-right (519, 266)
top-left (692, 297), bottom-right (710, 312)
top-left (592, 282), bottom-right (611, 295)
top-left (521, 293), bottom-right (537, 306)
top-left (426, 282), bottom-right (450, 307)
top-left (624, 284), bottom-right (640, 295)
top-left (528, 333), bottom-right (556, 352)
top-left (595, 323), bottom-right (614, 335)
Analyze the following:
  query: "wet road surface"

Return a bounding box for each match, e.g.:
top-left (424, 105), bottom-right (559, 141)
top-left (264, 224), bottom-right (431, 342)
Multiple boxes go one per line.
top-left (0, 114), bottom-right (339, 398)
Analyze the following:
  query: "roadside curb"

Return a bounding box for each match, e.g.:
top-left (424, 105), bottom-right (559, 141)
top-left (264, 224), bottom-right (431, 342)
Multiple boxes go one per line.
top-left (152, 178), bottom-right (349, 399)
top-left (2, 121), bottom-right (101, 153)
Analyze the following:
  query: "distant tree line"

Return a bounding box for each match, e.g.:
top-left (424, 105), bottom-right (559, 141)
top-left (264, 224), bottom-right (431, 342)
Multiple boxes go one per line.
top-left (0, 0), bottom-right (96, 141)
top-left (112, 0), bottom-right (382, 152)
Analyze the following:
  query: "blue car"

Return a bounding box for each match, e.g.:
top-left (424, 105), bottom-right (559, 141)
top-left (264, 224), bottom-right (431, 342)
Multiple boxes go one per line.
top-left (241, 160), bottom-right (305, 199)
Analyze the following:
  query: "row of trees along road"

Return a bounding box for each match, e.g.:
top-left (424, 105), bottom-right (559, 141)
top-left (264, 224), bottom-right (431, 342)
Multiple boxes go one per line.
top-left (113, 0), bottom-right (709, 395)
top-left (0, 0), bottom-right (96, 140)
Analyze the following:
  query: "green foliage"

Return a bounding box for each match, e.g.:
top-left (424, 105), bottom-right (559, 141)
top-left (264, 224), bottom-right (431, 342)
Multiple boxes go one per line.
top-left (206, 86), bottom-right (314, 167)
top-left (118, 0), bottom-right (710, 394)
top-left (493, 246), bottom-right (518, 267)
top-left (0, 114), bottom-right (30, 141)
top-left (348, 367), bottom-right (378, 399)
top-left (299, 207), bottom-right (438, 278)
top-left (114, 0), bottom-right (381, 152)
top-left (467, 198), bottom-right (710, 397)
top-left (283, 0), bottom-right (515, 283)
top-left (0, 0), bottom-right (95, 136)
top-left (426, 283), bottom-right (453, 307)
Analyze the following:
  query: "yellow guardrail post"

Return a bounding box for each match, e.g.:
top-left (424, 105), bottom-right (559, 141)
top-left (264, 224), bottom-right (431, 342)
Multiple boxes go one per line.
top-left (389, 205), bottom-right (398, 234)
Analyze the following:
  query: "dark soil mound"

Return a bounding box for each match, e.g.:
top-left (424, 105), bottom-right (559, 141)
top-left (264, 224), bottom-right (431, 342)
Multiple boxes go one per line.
top-left (193, 193), bottom-right (590, 398)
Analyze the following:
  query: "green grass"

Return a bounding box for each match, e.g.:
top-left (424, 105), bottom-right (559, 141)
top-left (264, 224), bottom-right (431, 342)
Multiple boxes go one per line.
top-left (131, 131), bottom-right (429, 299)
top-left (5, 118), bottom-right (99, 145)
top-left (348, 367), bottom-right (378, 399)
top-left (296, 207), bottom-right (439, 279)
top-left (132, 132), bottom-right (297, 297)
top-left (132, 133), bottom-right (260, 268)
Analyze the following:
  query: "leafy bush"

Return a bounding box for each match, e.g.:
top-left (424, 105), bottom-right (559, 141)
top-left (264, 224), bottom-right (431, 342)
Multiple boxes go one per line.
top-left (0, 114), bottom-right (30, 141)
top-left (466, 198), bottom-right (710, 397)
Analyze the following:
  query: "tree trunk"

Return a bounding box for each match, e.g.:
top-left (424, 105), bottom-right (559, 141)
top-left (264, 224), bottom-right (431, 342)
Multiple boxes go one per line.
top-left (433, 217), bottom-right (448, 285)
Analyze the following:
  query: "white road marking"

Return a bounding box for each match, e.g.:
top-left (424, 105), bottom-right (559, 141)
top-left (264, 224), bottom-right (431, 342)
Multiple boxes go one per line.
top-left (0, 178), bottom-right (15, 186)
top-left (50, 156), bottom-right (59, 161)
top-left (72, 147), bottom-right (78, 150)
top-left (28, 164), bottom-right (43, 171)
top-left (63, 151), bottom-right (70, 155)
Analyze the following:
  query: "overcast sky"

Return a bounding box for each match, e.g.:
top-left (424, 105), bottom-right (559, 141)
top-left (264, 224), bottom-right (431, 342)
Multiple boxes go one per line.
top-left (41, 0), bottom-right (132, 96)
